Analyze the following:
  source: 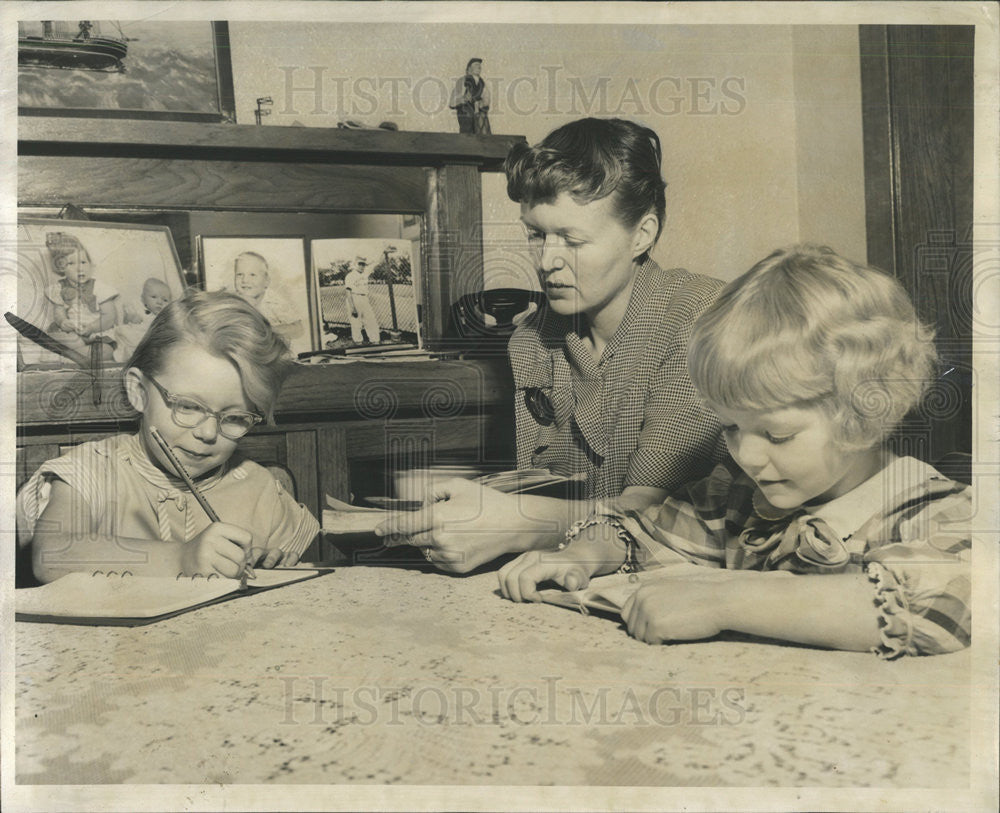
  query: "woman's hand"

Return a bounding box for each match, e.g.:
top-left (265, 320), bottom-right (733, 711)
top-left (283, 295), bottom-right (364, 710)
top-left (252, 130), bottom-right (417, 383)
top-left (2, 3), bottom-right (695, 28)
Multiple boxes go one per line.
top-left (182, 521), bottom-right (254, 578)
top-left (620, 579), bottom-right (730, 645)
top-left (375, 478), bottom-right (543, 574)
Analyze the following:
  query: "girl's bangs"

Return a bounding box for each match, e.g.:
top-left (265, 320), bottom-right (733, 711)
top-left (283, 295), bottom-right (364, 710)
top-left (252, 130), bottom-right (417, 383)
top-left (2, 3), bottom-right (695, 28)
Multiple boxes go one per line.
top-left (690, 324), bottom-right (831, 410)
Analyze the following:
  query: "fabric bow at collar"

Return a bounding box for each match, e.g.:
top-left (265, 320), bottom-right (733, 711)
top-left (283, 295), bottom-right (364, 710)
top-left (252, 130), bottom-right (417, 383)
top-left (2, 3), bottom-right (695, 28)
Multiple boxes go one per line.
top-left (736, 490), bottom-right (855, 573)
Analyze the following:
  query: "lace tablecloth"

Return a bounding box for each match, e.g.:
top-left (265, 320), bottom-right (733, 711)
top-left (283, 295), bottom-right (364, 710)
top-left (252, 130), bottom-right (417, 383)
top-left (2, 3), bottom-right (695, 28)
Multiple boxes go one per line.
top-left (16, 566), bottom-right (971, 787)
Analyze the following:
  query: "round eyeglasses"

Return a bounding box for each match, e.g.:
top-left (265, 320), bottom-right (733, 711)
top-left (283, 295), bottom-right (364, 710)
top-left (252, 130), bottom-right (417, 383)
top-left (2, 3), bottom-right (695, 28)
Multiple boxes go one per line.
top-left (143, 372), bottom-right (263, 440)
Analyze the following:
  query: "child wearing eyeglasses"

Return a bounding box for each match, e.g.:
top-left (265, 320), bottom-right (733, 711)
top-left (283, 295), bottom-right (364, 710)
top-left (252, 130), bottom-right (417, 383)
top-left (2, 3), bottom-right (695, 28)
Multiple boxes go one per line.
top-left (17, 290), bottom-right (320, 584)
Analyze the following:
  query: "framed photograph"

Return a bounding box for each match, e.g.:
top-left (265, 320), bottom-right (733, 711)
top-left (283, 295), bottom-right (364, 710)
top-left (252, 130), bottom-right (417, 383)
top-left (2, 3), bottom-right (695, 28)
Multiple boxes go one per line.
top-left (18, 20), bottom-right (236, 122)
top-left (15, 217), bottom-right (187, 367)
top-left (311, 238), bottom-right (421, 351)
top-left (198, 235), bottom-right (313, 357)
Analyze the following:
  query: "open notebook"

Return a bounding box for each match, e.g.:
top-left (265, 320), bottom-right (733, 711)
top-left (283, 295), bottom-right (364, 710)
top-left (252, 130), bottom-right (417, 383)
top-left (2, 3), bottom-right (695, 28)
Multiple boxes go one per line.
top-left (538, 565), bottom-right (793, 615)
top-left (15, 567), bottom-right (332, 627)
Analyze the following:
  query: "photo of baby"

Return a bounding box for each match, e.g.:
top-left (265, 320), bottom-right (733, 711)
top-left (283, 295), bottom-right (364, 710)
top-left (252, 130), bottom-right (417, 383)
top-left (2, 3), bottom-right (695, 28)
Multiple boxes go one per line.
top-left (198, 235), bottom-right (312, 356)
top-left (15, 219), bottom-right (187, 367)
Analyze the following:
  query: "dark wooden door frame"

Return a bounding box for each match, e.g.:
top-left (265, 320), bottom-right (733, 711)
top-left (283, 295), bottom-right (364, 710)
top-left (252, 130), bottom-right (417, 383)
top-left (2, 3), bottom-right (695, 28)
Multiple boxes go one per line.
top-left (859, 24), bottom-right (974, 463)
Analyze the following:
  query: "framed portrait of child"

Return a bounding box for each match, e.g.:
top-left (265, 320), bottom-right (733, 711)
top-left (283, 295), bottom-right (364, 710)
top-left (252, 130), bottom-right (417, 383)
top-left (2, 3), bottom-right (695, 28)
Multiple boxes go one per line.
top-left (14, 217), bottom-right (187, 368)
top-left (197, 235), bottom-right (313, 357)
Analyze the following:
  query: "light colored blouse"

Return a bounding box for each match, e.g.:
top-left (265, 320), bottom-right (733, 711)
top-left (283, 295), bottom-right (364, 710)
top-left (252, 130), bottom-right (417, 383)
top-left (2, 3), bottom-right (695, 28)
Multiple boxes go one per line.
top-left (17, 433), bottom-right (319, 560)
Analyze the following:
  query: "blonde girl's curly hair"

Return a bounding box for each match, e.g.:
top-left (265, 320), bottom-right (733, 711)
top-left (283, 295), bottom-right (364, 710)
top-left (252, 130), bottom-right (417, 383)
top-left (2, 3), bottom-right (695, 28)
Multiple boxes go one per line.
top-left (688, 244), bottom-right (938, 449)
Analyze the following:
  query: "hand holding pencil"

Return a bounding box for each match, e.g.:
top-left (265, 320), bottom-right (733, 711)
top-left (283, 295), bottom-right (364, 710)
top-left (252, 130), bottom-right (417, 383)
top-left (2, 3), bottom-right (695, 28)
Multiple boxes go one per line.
top-left (150, 427), bottom-right (255, 587)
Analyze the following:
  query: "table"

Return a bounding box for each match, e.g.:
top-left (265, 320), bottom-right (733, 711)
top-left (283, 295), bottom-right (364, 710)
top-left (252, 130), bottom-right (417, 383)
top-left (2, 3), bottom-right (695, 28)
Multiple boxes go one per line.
top-left (15, 566), bottom-right (971, 788)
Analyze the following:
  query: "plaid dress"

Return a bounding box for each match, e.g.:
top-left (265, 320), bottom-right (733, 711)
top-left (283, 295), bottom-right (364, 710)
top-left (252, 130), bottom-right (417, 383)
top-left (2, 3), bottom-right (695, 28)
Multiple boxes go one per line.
top-left (508, 259), bottom-right (726, 500)
top-left (601, 456), bottom-right (972, 658)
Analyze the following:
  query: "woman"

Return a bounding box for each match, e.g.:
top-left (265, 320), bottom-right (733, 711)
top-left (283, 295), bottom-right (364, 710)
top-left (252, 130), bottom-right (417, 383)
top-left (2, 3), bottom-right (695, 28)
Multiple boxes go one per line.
top-left (377, 118), bottom-right (725, 572)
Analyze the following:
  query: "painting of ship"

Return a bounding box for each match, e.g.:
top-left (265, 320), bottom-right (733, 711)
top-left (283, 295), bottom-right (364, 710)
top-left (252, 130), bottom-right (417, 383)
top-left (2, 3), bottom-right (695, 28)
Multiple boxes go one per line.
top-left (18, 21), bottom-right (128, 73)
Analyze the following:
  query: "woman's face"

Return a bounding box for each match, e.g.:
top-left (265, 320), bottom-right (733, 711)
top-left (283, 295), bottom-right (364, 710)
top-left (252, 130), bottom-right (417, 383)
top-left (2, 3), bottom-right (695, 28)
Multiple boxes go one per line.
top-left (520, 192), bottom-right (648, 325)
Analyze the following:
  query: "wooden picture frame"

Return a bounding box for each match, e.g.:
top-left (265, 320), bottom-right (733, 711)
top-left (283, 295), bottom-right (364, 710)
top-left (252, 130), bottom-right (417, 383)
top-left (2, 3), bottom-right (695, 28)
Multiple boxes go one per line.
top-left (15, 217), bottom-right (187, 368)
top-left (198, 235), bottom-right (314, 357)
top-left (18, 20), bottom-right (236, 123)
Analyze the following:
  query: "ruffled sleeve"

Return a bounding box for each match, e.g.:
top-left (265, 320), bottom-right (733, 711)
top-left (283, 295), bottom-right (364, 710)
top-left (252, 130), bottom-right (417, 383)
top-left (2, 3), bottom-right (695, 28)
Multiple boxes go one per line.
top-left (863, 481), bottom-right (972, 658)
top-left (92, 279), bottom-right (120, 305)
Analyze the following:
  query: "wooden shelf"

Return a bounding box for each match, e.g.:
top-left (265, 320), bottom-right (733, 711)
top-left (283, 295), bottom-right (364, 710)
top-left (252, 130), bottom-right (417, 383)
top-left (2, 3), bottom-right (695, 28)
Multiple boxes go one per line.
top-left (16, 357), bottom-right (514, 429)
top-left (19, 116), bottom-right (525, 169)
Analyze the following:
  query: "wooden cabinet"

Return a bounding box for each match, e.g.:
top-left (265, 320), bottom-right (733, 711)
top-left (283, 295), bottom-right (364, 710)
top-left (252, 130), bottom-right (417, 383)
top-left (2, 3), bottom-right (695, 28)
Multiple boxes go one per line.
top-left (15, 118), bottom-right (524, 563)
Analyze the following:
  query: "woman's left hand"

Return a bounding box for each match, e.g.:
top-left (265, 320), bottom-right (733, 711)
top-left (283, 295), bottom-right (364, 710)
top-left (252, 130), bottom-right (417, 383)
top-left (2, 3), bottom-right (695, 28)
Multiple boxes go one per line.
top-left (620, 579), bottom-right (730, 645)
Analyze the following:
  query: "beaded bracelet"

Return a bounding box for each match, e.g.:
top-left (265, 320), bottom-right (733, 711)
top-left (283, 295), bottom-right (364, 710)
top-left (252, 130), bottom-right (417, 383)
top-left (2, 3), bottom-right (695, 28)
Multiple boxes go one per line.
top-left (558, 515), bottom-right (640, 575)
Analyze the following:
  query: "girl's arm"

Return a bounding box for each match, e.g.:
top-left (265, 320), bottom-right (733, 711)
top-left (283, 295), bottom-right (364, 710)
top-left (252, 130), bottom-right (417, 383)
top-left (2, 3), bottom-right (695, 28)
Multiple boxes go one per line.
top-left (82, 299), bottom-right (117, 336)
top-left (50, 303), bottom-right (75, 333)
top-left (32, 479), bottom-right (252, 583)
top-left (615, 485), bottom-right (669, 513)
top-left (622, 573), bottom-right (881, 652)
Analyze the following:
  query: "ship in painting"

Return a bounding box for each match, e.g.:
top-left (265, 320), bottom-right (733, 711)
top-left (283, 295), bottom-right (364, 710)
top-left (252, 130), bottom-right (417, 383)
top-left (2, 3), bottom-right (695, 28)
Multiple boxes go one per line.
top-left (18, 21), bottom-right (129, 72)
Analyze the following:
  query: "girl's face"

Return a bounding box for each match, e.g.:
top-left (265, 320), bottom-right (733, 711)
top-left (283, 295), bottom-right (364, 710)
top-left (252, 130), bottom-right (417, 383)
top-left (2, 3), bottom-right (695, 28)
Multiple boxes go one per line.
top-left (711, 402), bottom-right (883, 510)
top-left (132, 344), bottom-right (250, 479)
top-left (58, 250), bottom-right (93, 285)
top-left (520, 193), bottom-right (651, 327)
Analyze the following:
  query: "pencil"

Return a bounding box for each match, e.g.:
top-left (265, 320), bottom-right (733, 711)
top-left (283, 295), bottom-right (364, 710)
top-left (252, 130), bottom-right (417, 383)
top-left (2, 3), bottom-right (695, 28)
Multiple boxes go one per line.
top-left (150, 426), bottom-right (250, 589)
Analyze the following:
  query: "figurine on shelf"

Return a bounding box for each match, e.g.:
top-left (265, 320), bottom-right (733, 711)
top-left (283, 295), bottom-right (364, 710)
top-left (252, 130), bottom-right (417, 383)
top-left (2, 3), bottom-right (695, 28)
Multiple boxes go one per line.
top-left (449, 57), bottom-right (491, 135)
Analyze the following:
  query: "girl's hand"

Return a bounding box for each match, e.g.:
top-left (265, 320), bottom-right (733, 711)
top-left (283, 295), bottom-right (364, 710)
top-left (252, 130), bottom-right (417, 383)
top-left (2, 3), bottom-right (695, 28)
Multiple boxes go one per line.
top-left (620, 580), bottom-right (730, 645)
top-left (182, 521), bottom-right (253, 578)
top-left (498, 549), bottom-right (600, 603)
top-left (249, 547), bottom-right (301, 569)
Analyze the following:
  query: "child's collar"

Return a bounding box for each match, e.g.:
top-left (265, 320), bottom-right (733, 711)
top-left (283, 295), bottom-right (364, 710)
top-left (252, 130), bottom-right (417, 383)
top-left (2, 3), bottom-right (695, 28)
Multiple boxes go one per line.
top-left (121, 432), bottom-right (229, 494)
top-left (752, 454), bottom-right (935, 540)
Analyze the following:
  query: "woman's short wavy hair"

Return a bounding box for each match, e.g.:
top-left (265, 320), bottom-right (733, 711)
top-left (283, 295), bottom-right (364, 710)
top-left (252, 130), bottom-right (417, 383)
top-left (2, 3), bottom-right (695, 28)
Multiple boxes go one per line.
top-left (126, 290), bottom-right (293, 422)
top-left (688, 245), bottom-right (938, 449)
top-left (504, 117), bottom-right (666, 258)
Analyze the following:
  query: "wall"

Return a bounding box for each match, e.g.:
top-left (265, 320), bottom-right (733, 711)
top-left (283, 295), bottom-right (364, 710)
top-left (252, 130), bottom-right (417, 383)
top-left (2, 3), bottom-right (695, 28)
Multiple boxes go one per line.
top-left (791, 26), bottom-right (868, 266)
top-left (229, 22), bottom-right (866, 286)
